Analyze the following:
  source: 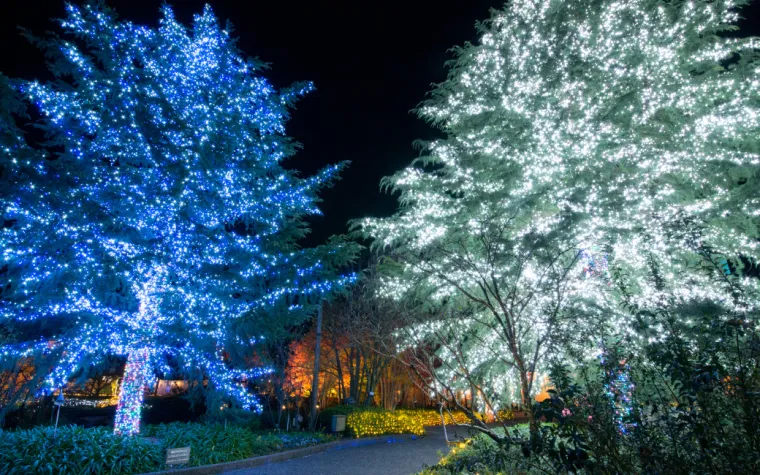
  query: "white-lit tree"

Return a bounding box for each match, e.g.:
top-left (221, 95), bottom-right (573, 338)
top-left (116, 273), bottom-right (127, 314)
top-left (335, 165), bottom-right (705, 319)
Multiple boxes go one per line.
top-left (361, 0), bottom-right (760, 442)
top-left (0, 3), bottom-right (356, 435)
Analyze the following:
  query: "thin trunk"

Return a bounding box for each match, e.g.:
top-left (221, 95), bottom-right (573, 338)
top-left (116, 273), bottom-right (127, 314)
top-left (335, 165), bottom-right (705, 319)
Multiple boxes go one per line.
top-left (364, 353), bottom-right (385, 407)
top-left (349, 348), bottom-right (361, 402)
top-left (275, 382), bottom-right (285, 429)
top-left (273, 343), bottom-right (288, 429)
top-left (345, 348), bottom-right (354, 400)
top-left (334, 347), bottom-right (346, 402)
top-left (519, 366), bottom-right (537, 436)
top-left (359, 355), bottom-right (369, 404)
top-left (309, 301), bottom-right (323, 430)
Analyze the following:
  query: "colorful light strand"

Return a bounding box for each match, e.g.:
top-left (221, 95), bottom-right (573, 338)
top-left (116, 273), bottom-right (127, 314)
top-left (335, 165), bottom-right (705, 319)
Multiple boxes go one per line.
top-left (599, 348), bottom-right (637, 435)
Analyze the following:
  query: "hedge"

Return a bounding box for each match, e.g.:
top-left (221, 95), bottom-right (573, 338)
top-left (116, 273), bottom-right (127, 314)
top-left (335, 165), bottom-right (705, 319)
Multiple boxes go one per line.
top-left (318, 406), bottom-right (514, 438)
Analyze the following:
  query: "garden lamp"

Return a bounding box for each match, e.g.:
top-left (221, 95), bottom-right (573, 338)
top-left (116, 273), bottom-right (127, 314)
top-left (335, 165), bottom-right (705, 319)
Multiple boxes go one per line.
top-left (52, 390), bottom-right (65, 439)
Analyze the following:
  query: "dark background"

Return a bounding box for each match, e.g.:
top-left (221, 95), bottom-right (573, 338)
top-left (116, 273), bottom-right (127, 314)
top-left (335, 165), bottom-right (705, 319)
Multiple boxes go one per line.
top-left (2, 0), bottom-right (760, 247)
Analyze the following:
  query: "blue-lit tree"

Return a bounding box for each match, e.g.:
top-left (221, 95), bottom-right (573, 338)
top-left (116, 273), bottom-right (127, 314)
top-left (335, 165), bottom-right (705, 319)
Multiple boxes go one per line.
top-left (0, 3), bottom-right (356, 435)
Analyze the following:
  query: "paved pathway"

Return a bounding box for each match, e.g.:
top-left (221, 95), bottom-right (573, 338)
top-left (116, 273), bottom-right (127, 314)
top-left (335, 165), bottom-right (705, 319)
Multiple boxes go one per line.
top-left (223, 425), bottom-right (476, 475)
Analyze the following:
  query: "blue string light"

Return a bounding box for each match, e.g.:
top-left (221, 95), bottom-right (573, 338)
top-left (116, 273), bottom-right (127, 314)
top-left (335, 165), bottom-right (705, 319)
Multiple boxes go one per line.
top-left (1, 3), bottom-right (355, 435)
top-left (581, 247), bottom-right (635, 434)
top-left (599, 348), bottom-right (637, 435)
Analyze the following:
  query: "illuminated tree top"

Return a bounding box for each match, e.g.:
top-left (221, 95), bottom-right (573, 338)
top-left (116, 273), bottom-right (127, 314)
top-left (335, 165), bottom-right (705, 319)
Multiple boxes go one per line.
top-left (365, 0), bottom-right (760, 309)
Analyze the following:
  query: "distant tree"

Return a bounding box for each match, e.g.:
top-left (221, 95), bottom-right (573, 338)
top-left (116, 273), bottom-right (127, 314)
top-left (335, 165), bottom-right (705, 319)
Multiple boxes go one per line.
top-left (0, 4), bottom-right (356, 435)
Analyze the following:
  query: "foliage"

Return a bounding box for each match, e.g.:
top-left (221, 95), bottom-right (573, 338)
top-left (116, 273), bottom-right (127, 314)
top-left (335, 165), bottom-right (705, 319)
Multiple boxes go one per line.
top-left (0, 425), bottom-right (163, 475)
top-left (437, 305), bottom-right (760, 474)
top-left (418, 313), bottom-right (760, 473)
top-left (346, 408), bottom-right (426, 437)
top-left (0, 423), bottom-right (336, 475)
top-left (198, 408), bottom-right (262, 432)
top-left (406, 408), bottom-right (492, 426)
top-left (417, 425), bottom-right (539, 475)
top-left (514, 308), bottom-right (760, 474)
top-left (317, 405), bottom-right (423, 436)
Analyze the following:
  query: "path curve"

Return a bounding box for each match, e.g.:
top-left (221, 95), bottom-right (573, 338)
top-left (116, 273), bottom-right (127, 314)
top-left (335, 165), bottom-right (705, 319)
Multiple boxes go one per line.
top-left (222, 425), bottom-right (474, 475)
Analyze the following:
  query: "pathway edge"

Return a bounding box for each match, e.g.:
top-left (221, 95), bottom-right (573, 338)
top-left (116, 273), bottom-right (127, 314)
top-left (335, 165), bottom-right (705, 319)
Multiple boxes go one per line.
top-left (140, 434), bottom-right (416, 475)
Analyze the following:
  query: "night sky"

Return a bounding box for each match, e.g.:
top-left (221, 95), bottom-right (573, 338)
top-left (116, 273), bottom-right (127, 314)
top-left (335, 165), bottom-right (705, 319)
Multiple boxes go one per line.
top-left (2, 0), bottom-right (760, 247)
top-left (0, 0), bottom-right (497, 247)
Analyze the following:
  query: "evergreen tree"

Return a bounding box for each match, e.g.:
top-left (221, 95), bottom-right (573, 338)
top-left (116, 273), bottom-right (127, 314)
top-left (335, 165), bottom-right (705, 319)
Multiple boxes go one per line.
top-left (361, 0), bottom-right (760, 439)
top-left (0, 3), bottom-right (356, 435)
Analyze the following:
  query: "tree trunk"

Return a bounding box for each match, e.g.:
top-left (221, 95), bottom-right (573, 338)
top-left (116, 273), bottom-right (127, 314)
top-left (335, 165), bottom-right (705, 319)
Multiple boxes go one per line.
top-left (359, 356), bottom-right (369, 405)
top-left (275, 382), bottom-right (285, 428)
top-left (309, 301), bottom-right (323, 430)
top-left (349, 348), bottom-right (361, 402)
top-left (334, 347), bottom-right (346, 401)
top-left (114, 349), bottom-right (150, 436)
top-left (345, 348), bottom-right (353, 400)
top-left (518, 366), bottom-right (537, 436)
top-left (364, 353), bottom-right (386, 407)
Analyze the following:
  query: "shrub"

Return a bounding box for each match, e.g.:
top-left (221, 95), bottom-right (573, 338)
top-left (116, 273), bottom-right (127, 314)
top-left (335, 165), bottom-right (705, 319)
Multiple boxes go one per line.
top-left (346, 408), bottom-right (426, 437)
top-left (145, 422), bottom-right (335, 462)
top-left (317, 404), bottom-right (355, 430)
top-left (199, 408), bottom-right (262, 431)
top-left (318, 406), bottom-right (504, 437)
top-left (397, 409), bottom-right (499, 426)
top-left (417, 425), bottom-right (536, 475)
top-left (0, 422), bottom-right (335, 475)
top-left (0, 425), bottom-right (163, 475)
top-left (147, 423), bottom-right (257, 466)
top-left (141, 396), bottom-right (203, 425)
top-left (2, 400), bottom-right (53, 430)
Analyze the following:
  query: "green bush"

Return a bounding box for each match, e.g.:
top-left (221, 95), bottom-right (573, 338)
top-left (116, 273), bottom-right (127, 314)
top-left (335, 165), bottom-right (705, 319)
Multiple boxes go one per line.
top-left (199, 408), bottom-right (262, 431)
top-left (0, 423), bottom-right (335, 475)
top-left (0, 425), bottom-right (163, 475)
top-left (418, 425), bottom-right (538, 475)
top-left (317, 405), bottom-right (355, 429)
top-left (317, 406), bottom-right (425, 437)
top-left (346, 407), bottom-right (425, 437)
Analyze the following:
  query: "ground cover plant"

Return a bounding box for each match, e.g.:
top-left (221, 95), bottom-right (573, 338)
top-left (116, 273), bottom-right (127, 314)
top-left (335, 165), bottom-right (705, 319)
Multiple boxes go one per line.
top-left (0, 423), bottom-right (336, 475)
top-left (417, 425), bottom-right (538, 475)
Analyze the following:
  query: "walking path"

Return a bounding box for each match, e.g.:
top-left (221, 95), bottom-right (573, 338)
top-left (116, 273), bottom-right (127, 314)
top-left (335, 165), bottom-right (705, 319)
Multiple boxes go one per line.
top-left (222, 425), bottom-right (475, 475)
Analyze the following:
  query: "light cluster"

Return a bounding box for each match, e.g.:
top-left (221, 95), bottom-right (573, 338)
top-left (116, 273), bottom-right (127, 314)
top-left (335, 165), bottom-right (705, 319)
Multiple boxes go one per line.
top-left (1, 3), bottom-right (355, 434)
top-left (600, 349), bottom-right (637, 435)
top-left (345, 409), bottom-right (426, 437)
